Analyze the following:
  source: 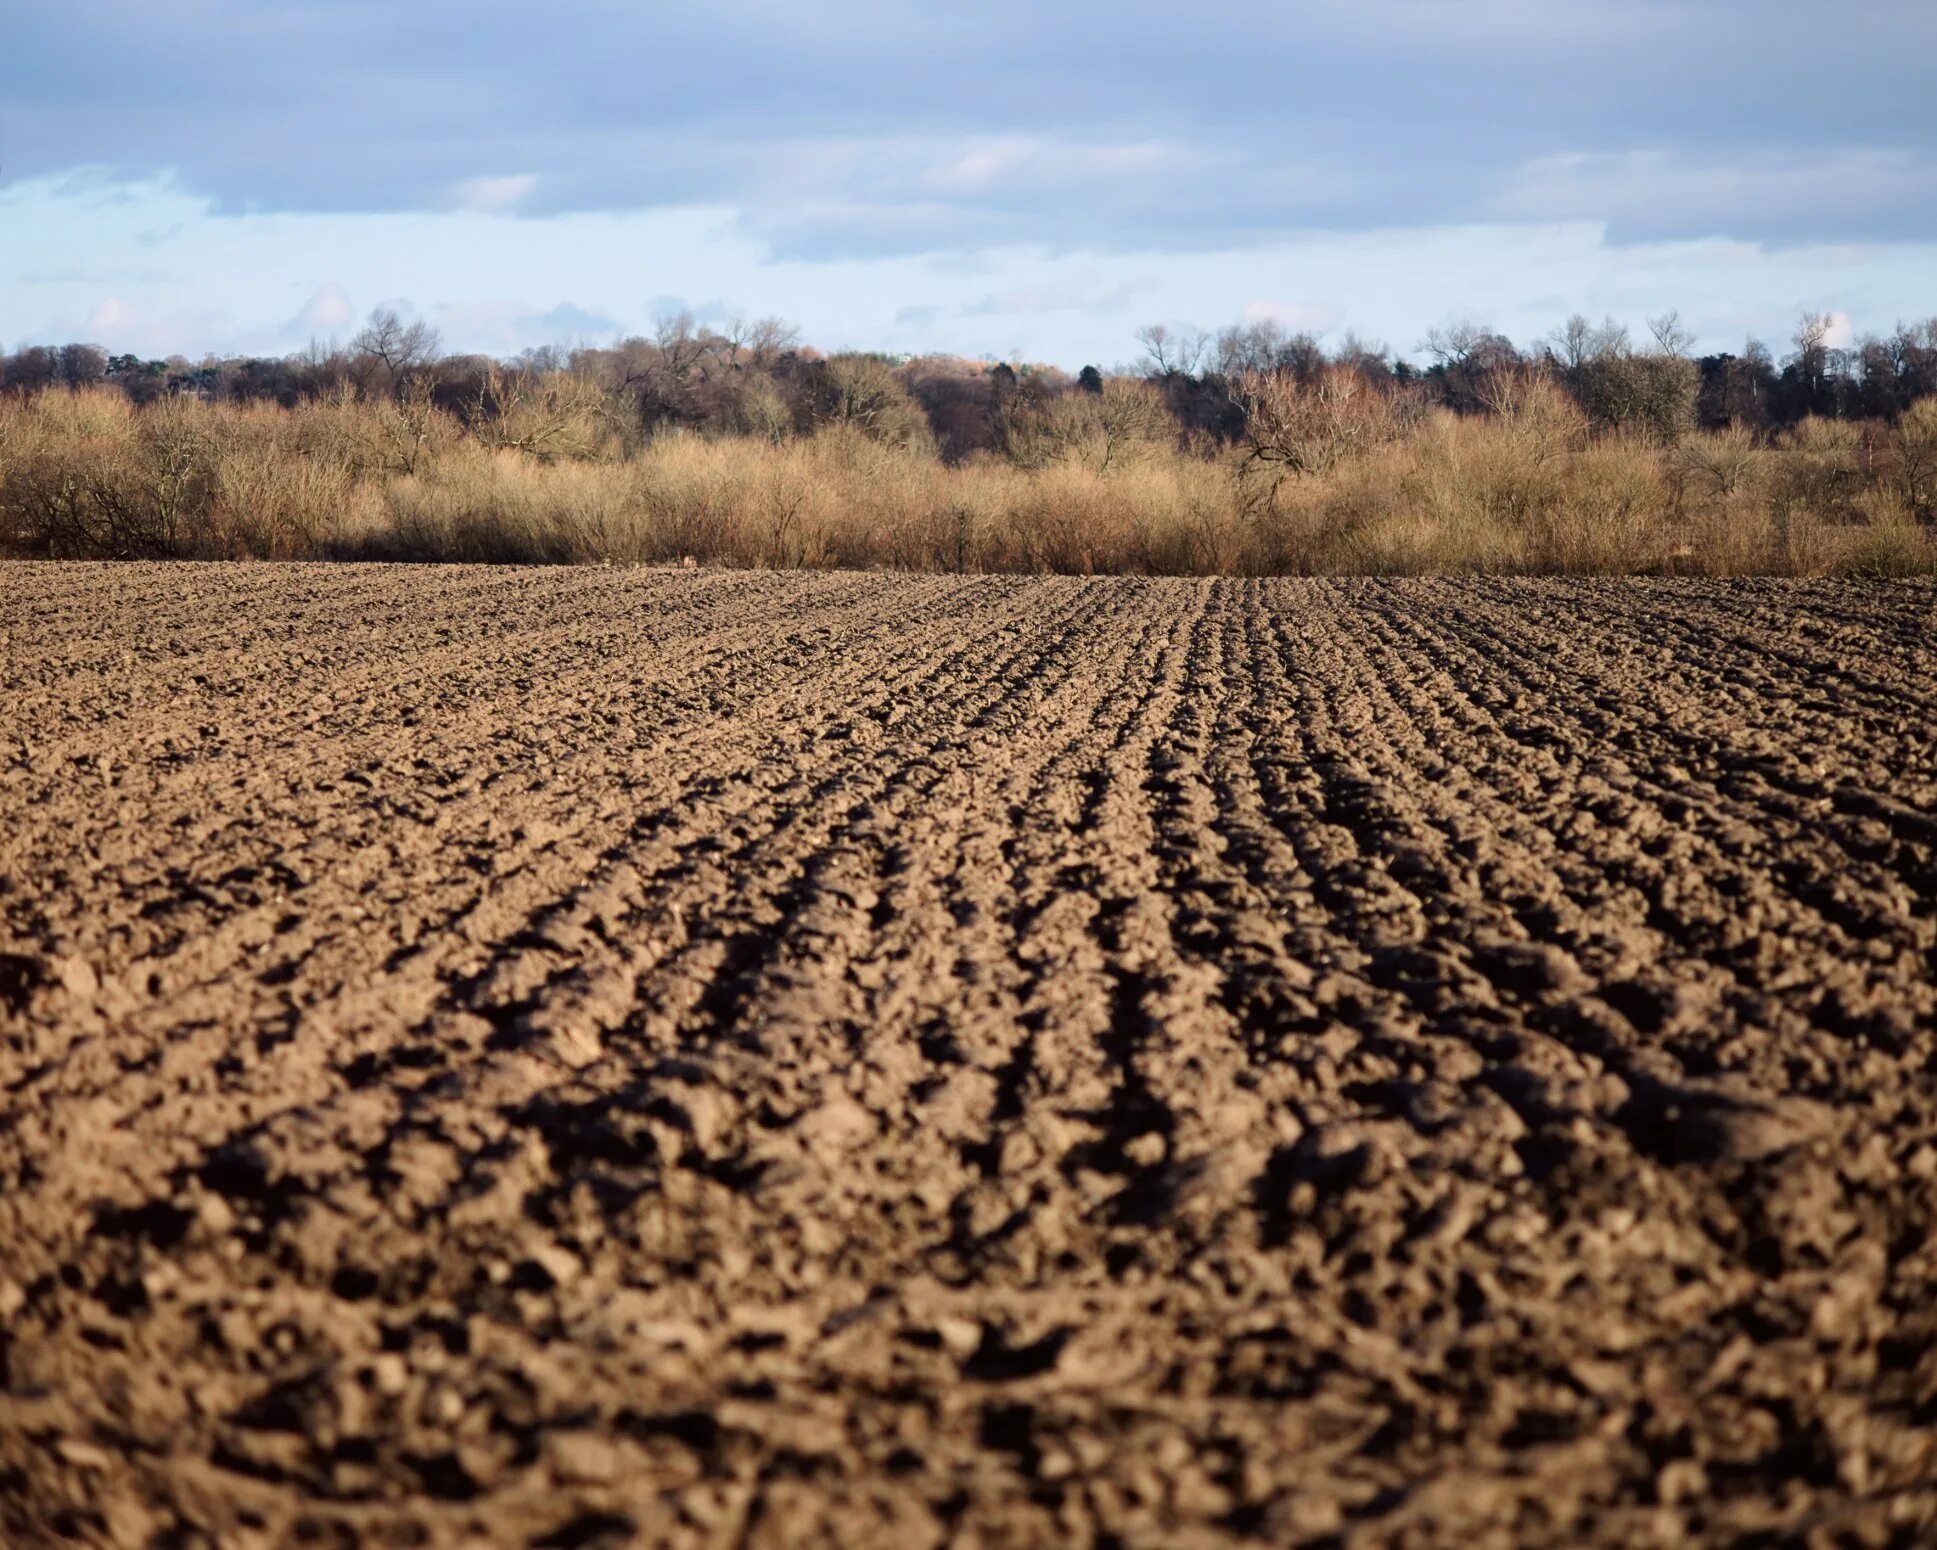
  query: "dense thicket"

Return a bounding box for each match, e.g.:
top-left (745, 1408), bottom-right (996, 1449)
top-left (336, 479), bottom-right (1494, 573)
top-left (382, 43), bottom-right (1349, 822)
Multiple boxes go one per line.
top-left (2, 307), bottom-right (1934, 573)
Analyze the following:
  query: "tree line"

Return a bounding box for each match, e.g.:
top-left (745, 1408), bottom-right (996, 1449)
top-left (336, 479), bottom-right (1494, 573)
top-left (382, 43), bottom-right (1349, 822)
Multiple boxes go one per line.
top-left (4, 306), bottom-right (1935, 466)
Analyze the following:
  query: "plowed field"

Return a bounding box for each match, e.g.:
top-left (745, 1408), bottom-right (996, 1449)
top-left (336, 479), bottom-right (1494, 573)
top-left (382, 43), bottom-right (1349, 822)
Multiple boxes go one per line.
top-left (3, 564), bottom-right (1936, 1549)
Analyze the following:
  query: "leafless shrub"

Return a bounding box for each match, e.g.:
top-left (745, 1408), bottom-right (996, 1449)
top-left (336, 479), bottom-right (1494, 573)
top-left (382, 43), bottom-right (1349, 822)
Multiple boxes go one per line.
top-left (1232, 366), bottom-right (1397, 513)
top-left (467, 366), bottom-right (624, 462)
top-left (1773, 417), bottom-right (1865, 523)
top-left (1679, 422), bottom-right (1767, 498)
top-left (1890, 397), bottom-right (1937, 521)
top-left (805, 355), bottom-right (934, 453)
top-left (1002, 378), bottom-right (1171, 472)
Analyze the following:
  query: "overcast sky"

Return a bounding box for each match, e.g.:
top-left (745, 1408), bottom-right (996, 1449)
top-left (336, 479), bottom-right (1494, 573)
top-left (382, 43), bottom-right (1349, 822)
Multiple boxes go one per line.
top-left (4, 0), bottom-right (1934, 366)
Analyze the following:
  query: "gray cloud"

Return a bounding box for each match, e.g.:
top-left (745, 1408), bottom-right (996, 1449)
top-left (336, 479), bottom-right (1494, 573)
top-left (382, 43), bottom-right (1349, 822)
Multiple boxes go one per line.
top-left (3, 1), bottom-right (1934, 254)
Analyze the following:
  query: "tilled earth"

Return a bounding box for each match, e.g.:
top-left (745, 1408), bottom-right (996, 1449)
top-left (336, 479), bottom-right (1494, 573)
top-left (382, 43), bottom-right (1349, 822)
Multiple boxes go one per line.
top-left (3, 564), bottom-right (1936, 1549)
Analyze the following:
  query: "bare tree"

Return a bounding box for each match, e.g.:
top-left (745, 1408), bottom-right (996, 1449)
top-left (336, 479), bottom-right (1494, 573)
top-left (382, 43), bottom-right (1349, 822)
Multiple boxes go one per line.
top-left (349, 308), bottom-right (441, 396)
top-left (1421, 320), bottom-right (1521, 413)
top-left (1, 345), bottom-right (60, 394)
top-left (516, 344), bottom-right (569, 375)
top-left (1545, 314), bottom-right (1627, 379)
top-left (1899, 319), bottom-right (1937, 402)
top-left (1795, 312), bottom-right (1834, 353)
top-left (1541, 311), bottom-right (1697, 441)
top-left (1421, 320), bottom-right (1491, 370)
top-left (653, 312), bottom-right (712, 382)
top-left (1786, 311), bottom-right (1843, 417)
top-left (1647, 309), bottom-right (1695, 358)
top-left (57, 343), bottom-right (110, 389)
top-left (723, 315), bottom-right (800, 368)
top-left (1331, 332), bottom-right (1393, 382)
top-left (1135, 323), bottom-right (1209, 378)
top-left (1213, 319), bottom-right (1324, 380)
top-left (1792, 312), bottom-right (1835, 387)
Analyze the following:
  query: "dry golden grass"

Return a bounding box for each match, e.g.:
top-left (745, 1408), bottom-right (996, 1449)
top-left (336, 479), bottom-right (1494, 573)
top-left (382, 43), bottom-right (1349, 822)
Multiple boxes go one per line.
top-left (3, 385), bottom-right (1932, 575)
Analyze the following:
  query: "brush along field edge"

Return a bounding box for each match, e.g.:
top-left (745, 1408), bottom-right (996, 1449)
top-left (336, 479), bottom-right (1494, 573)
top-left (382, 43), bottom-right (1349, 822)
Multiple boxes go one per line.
top-left (2, 388), bottom-right (1936, 574)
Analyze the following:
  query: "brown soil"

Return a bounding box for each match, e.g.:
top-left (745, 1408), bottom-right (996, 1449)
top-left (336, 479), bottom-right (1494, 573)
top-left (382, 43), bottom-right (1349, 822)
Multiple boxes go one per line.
top-left (3, 563), bottom-right (1936, 1549)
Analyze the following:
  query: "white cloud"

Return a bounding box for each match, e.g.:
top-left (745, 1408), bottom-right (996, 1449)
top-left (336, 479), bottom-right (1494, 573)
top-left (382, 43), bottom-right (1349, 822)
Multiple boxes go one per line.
top-left (70, 294), bottom-right (231, 355)
top-left (293, 282), bottom-right (356, 335)
top-left (916, 137), bottom-right (1178, 198)
top-left (920, 140), bottom-right (1036, 194)
top-left (448, 174), bottom-right (538, 213)
top-left (1241, 299), bottom-right (1346, 334)
top-left (85, 296), bottom-right (140, 334)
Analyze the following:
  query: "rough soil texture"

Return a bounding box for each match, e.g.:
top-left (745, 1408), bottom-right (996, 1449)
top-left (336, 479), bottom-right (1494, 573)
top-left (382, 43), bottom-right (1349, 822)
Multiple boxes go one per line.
top-left (3, 564), bottom-right (1936, 1550)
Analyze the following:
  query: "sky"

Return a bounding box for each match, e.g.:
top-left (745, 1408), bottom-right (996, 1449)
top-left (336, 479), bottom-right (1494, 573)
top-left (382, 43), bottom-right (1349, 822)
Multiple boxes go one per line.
top-left (3, 0), bottom-right (1935, 369)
